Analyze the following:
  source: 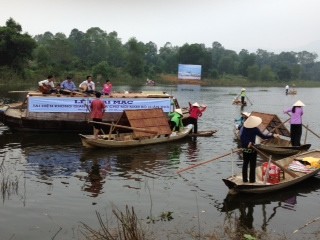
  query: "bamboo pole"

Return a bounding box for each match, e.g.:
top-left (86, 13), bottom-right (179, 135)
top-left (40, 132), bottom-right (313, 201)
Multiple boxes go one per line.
top-left (90, 121), bottom-right (158, 134)
top-left (251, 145), bottom-right (298, 178)
top-left (176, 148), bottom-right (242, 174)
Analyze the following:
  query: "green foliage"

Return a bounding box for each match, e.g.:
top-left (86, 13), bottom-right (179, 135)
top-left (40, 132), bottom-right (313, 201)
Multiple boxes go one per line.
top-left (2, 18), bottom-right (320, 85)
top-left (0, 18), bottom-right (36, 73)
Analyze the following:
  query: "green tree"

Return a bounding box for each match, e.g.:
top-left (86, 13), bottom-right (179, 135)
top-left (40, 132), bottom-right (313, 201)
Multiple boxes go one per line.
top-left (0, 18), bottom-right (36, 71)
top-left (260, 65), bottom-right (276, 81)
top-left (247, 65), bottom-right (260, 81)
top-left (125, 38), bottom-right (145, 77)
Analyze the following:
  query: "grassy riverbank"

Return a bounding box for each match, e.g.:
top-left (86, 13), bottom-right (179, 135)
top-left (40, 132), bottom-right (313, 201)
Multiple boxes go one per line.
top-left (157, 74), bottom-right (320, 88)
top-left (2, 72), bottom-right (320, 88)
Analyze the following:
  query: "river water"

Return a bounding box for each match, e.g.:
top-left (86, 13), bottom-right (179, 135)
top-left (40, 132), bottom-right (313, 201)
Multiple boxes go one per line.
top-left (0, 85), bottom-right (320, 239)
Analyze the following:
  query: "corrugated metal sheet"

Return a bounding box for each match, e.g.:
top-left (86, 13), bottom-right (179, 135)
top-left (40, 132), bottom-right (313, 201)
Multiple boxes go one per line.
top-left (250, 111), bottom-right (290, 137)
top-left (119, 109), bottom-right (171, 138)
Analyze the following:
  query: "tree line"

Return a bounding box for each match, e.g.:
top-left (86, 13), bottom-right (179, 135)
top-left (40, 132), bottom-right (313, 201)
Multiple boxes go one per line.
top-left (1, 18), bottom-right (320, 84)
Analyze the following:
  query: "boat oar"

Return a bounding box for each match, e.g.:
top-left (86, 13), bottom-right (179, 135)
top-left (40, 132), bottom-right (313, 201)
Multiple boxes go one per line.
top-left (176, 148), bottom-right (242, 174)
top-left (286, 113), bottom-right (320, 139)
top-left (302, 124), bottom-right (320, 139)
top-left (246, 96), bottom-right (253, 105)
top-left (90, 121), bottom-right (158, 134)
top-left (251, 145), bottom-right (298, 178)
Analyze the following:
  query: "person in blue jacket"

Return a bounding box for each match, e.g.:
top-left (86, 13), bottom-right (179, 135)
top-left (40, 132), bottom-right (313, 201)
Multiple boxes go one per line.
top-left (240, 116), bottom-right (278, 183)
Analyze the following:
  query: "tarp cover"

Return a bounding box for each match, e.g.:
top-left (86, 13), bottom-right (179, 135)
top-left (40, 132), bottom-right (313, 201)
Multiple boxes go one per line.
top-left (250, 111), bottom-right (290, 137)
top-left (118, 109), bottom-right (171, 138)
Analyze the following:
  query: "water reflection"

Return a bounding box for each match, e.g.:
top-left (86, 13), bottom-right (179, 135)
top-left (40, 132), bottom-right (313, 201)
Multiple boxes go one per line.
top-left (220, 177), bottom-right (320, 230)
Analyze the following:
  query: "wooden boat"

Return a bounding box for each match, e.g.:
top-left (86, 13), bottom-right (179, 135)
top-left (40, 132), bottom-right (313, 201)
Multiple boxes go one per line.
top-left (0, 91), bottom-right (183, 132)
top-left (287, 89), bottom-right (297, 95)
top-left (223, 150), bottom-right (320, 194)
top-left (255, 139), bottom-right (311, 156)
top-left (236, 111), bottom-right (311, 157)
top-left (232, 98), bottom-right (247, 106)
top-left (79, 108), bottom-right (193, 148)
top-left (188, 130), bottom-right (217, 137)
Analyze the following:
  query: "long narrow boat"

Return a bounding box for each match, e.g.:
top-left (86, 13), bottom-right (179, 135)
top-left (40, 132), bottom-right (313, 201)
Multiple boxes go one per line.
top-left (0, 91), bottom-right (183, 132)
top-left (222, 150), bottom-right (320, 194)
top-left (255, 139), bottom-right (311, 156)
top-left (79, 108), bottom-right (193, 148)
top-left (188, 130), bottom-right (217, 137)
top-left (234, 111), bottom-right (311, 157)
top-left (80, 124), bottom-right (193, 148)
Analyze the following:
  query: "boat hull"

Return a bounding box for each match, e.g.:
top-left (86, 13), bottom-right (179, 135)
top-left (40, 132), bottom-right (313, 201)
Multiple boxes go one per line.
top-left (80, 124), bottom-right (193, 148)
top-left (223, 150), bottom-right (320, 194)
top-left (0, 91), bottom-right (183, 132)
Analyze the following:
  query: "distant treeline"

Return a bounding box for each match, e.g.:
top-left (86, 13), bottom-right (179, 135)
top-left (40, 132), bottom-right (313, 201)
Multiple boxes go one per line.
top-left (1, 18), bottom-right (320, 84)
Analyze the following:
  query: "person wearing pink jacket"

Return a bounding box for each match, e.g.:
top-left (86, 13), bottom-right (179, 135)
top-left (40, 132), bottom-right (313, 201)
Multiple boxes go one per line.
top-left (188, 102), bottom-right (207, 134)
top-left (284, 100), bottom-right (305, 146)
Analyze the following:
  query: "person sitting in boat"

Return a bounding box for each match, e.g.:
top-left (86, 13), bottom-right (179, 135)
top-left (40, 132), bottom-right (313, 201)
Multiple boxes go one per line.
top-left (188, 102), bottom-right (207, 134)
top-left (240, 116), bottom-right (278, 183)
top-left (79, 76), bottom-right (95, 94)
top-left (235, 112), bottom-right (250, 130)
top-left (61, 76), bottom-right (78, 94)
top-left (38, 75), bottom-right (56, 94)
top-left (240, 88), bottom-right (246, 105)
top-left (102, 79), bottom-right (112, 96)
top-left (169, 108), bottom-right (184, 132)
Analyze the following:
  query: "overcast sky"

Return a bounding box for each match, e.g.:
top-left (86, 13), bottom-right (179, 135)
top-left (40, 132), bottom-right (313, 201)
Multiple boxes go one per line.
top-left (1, 0), bottom-right (320, 54)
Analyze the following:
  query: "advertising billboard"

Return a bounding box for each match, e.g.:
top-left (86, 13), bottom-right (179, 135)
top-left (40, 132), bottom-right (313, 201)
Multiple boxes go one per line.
top-left (178, 64), bottom-right (202, 80)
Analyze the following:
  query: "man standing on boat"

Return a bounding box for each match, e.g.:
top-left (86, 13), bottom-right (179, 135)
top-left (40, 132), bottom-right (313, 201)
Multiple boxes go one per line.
top-left (240, 88), bottom-right (246, 105)
top-left (38, 75), bottom-right (56, 94)
top-left (240, 116), bottom-right (277, 183)
top-left (90, 92), bottom-right (106, 139)
top-left (79, 76), bottom-right (96, 94)
top-left (285, 85), bottom-right (289, 95)
top-left (61, 76), bottom-right (78, 93)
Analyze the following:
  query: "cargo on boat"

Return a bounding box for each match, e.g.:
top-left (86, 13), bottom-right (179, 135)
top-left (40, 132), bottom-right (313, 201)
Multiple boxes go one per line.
top-left (0, 91), bottom-right (185, 132)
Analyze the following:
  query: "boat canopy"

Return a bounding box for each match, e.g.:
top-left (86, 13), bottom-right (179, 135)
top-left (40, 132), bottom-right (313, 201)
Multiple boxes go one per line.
top-left (250, 111), bottom-right (290, 137)
top-left (117, 109), bottom-right (172, 138)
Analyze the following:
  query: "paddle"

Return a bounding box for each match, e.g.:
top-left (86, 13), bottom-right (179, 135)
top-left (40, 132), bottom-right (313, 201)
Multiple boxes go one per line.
top-left (251, 145), bottom-right (298, 178)
top-left (176, 148), bottom-right (242, 174)
top-left (8, 91), bottom-right (31, 93)
top-left (246, 96), bottom-right (253, 105)
top-left (90, 121), bottom-right (158, 135)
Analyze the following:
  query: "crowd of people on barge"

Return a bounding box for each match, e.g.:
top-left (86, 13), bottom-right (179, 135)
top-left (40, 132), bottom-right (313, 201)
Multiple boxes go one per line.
top-left (38, 75), bottom-right (112, 96)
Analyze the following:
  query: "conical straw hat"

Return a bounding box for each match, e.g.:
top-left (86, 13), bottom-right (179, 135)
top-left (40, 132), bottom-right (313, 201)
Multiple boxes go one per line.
top-left (241, 112), bottom-right (250, 117)
top-left (293, 100), bottom-right (305, 107)
top-left (175, 108), bottom-right (183, 115)
top-left (241, 88), bottom-right (246, 91)
top-left (243, 116), bottom-right (262, 128)
top-left (192, 102), bottom-right (200, 107)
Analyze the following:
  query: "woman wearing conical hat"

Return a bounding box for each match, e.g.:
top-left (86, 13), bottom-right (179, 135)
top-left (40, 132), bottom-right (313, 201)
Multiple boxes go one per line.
top-left (240, 88), bottom-right (246, 105)
top-left (240, 116), bottom-right (277, 183)
top-left (284, 100), bottom-right (305, 146)
top-left (188, 102), bottom-right (207, 134)
top-left (168, 108), bottom-right (184, 132)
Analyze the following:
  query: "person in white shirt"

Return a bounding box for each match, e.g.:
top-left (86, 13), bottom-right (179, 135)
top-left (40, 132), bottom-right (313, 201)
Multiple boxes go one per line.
top-left (38, 75), bottom-right (55, 94)
top-left (79, 75), bottom-right (95, 94)
top-left (285, 85), bottom-right (289, 95)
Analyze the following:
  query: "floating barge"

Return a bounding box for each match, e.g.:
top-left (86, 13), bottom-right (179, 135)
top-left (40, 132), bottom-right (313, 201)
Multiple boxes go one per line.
top-left (0, 91), bottom-right (183, 132)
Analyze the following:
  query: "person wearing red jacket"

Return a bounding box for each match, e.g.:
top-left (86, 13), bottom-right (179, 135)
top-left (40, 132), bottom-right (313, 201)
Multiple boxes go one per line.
top-left (188, 102), bottom-right (207, 134)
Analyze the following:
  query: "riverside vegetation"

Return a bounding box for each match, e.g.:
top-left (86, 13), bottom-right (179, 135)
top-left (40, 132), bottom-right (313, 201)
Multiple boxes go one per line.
top-left (1, 18), bottom-right (320, 88)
